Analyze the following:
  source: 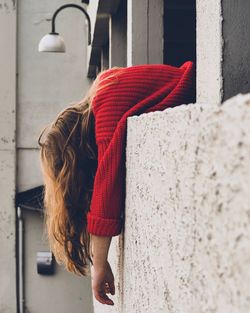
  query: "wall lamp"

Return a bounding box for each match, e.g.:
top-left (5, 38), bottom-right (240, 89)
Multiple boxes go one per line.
top-left (38, 1), bottom-right (91, 53)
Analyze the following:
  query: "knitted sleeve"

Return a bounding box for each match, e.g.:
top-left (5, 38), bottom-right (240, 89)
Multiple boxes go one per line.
top-left (86, 68), bottom-right (126, 236)
top-left (86, 61), bottom-right (194, 236)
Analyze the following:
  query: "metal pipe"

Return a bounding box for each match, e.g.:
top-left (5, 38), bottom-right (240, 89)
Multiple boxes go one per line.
top-left (17, 206), bottom-right (24, 313)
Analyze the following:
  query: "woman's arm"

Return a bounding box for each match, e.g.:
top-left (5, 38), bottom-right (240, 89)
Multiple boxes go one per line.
top-left (90, 235), bottom-right (115, 305)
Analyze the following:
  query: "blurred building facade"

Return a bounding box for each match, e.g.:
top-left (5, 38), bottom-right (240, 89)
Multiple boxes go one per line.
top-left (1, 0), bottom-right (93, 312)
top-left (0, 0), bottom-right (250, 312)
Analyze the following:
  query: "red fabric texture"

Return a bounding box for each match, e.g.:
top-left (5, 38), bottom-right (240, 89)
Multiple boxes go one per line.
top-left (87, 61), bottom-right (195, 236)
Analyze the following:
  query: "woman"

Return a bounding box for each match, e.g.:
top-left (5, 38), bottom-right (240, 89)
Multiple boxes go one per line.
top-left (38, 61), bottom-right (194, 306)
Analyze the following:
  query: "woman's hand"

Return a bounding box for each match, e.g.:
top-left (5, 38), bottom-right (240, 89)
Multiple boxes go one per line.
top-left (91, 260), bottom-right (115, 305)
top-left (90, 235), bottom-right (115, 305)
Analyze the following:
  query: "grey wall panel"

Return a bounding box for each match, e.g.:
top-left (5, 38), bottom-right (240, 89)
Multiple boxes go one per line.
top-left (222, 1), bottom-right (250, 100)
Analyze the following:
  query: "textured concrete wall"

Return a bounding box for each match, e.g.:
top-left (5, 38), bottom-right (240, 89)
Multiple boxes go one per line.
top-left (0, 1), bottom-right (17, 312)
top-left (93, 93), bottom-right (250, 313)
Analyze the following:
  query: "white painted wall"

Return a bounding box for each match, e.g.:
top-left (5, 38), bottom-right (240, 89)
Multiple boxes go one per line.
top-left (17, 0), bottom-right (92, 192)
top-left (92, 93), bottom-right (250, 313)
top-left (0, 1), bottom-right (17, 312)
top-left (16, 0), bottom-right (94, 312)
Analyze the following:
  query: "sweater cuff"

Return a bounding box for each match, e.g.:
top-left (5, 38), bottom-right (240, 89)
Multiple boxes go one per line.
top-left (87, 213), bottom-right (123, 237)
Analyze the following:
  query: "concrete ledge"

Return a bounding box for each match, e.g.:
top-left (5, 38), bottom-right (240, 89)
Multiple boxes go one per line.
top-left (125, 93), bottom-right (250, 313)
top-left (92, 93), bottom-right (250, 313)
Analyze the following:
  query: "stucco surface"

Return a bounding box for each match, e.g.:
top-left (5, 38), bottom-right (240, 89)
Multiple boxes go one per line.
top-left (93, 94), bottom-right (250, 313)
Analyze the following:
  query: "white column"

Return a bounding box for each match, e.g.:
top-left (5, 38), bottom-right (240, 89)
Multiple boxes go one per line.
top-left (0, 1), bottom-right (17, 312)
top-left (196, 0), bottom-right (223, 104)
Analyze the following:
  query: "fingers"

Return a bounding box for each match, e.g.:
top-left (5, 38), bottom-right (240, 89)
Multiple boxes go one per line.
top-left (91, 262), bottom-right (115, 306)
top-left (109, 281), bottom-right (115, 295)
top-left (94, 289), bottom-right (114, 305)
top-left (103, 282), bottom-right (115, 296)
top-left (104, 283), bottom-right (110, 294)
top-left (93, 282), bottom-right (114, 305)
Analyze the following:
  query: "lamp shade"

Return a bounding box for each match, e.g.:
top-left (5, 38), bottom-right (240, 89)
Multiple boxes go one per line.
top-left (38, 33), bottom-right (66, 53)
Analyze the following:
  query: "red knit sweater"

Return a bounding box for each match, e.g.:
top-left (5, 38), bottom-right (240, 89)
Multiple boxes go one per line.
top-left (86, 61), bottom-right (194, 236)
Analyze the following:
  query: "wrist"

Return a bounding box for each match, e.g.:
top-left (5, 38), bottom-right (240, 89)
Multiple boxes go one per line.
top-left (90, 235), bottom-right (112, 268)
top-left (92, 258), bottom-right (108, 269)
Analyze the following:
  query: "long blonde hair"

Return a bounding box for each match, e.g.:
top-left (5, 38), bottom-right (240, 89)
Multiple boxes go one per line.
top-left (38, 67), bottom-right (123, 276)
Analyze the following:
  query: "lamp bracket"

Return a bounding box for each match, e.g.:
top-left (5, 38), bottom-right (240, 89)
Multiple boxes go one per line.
top-left (51, 3), bottom-right (91, 45)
